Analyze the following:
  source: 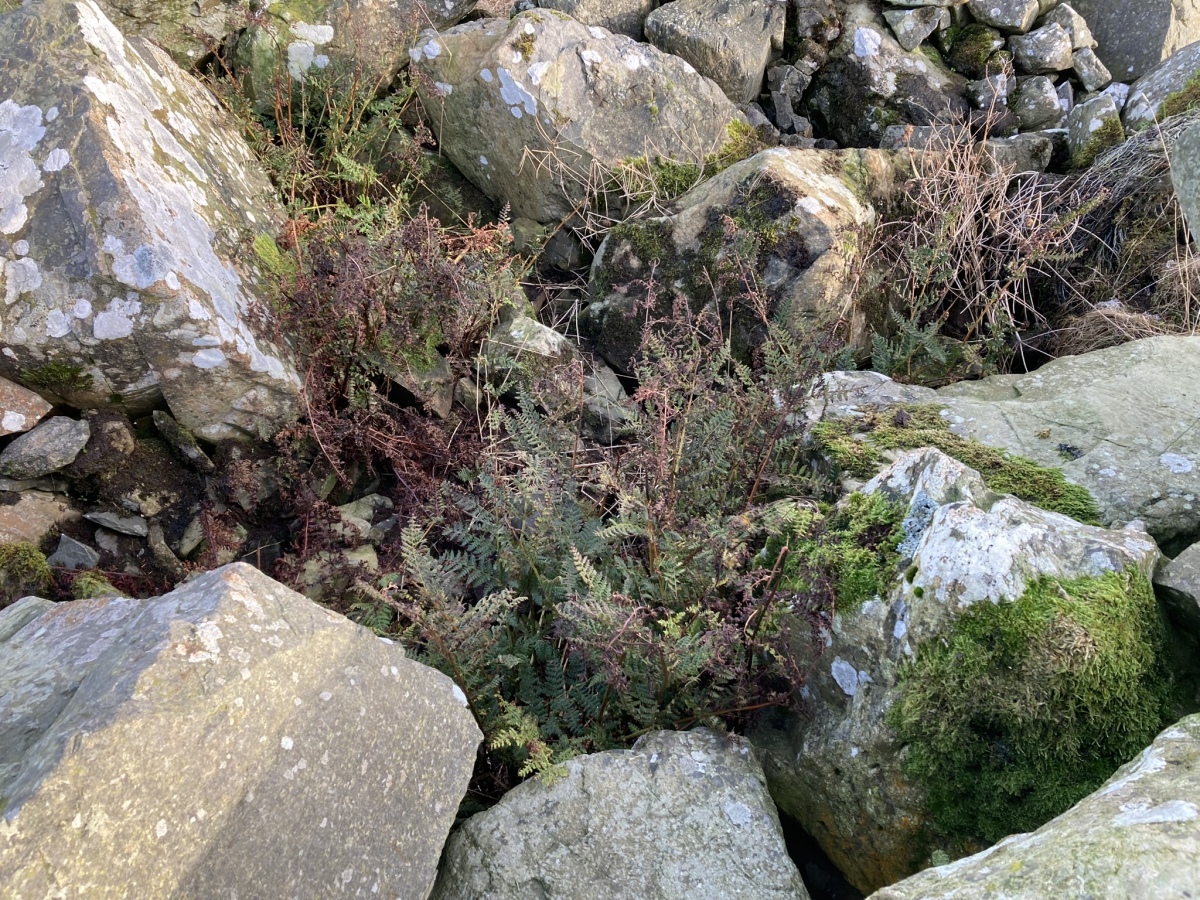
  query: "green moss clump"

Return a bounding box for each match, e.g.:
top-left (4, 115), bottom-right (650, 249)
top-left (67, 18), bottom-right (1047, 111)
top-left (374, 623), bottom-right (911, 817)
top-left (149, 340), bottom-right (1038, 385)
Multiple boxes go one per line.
top-left (947, 24), bottom-right (1003, 80)
top-left (253, 233), bottom-right (298, 280)
top-left (22, 361), bottom-right (91, 394)
top-left (1158, 69), bottom-right (1200, 121)
top-left (1071, 116), bottom-right (1126, 170)
top-left (810, 404), bottom-right (1100, 523)
top-left (513, 31), bottom-right (536, 61)
top-left (889, 568), bottom-right (1173, 844)
top-left (70, 572), bottom-right (126, 600)
top-left (0, 542), bottom-right (53, 607)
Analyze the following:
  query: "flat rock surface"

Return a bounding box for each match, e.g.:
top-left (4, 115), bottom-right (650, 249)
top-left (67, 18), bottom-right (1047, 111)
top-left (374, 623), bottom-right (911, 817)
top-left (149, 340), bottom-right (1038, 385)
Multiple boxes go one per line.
top-left (0, 376), bottom-right (51, 437)
top-left (0, 416), bottom-right (89, 479)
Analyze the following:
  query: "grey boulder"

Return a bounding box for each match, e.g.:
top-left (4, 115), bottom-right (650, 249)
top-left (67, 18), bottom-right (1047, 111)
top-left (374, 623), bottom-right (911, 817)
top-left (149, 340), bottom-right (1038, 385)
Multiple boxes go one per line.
top-left (0, 562), bottom-right (481, 898)
top-left (1012, 74), bottom-right (1066, 128)
top-left (0, 416), bottom-right (89, 479)
top-left (1068, 0), bottom-right (1200, 81)
top-left (1067, 93), bottom-right (1123, 166)
top-left (1009, 22), bottom-right (1075, 73)
top-left (1156, 541), bottom-right (1200, 638)
top-left (1073, 46), bottom-right (1113, 90)
top-left (536, 0), bottom-right (657, 39)
top-left (1125, 40), bottom-right (1200, 130)
top-left (432, 728), bottom-right (809, 900)
top-left (966, 0), bottom-right (1039, 33)
top-left (883, 6), bottom-right (949, 52)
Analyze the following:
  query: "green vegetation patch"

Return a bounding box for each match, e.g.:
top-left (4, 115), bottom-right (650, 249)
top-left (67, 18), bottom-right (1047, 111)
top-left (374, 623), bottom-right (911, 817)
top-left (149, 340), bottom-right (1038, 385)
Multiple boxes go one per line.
top-left (22, 361), bottom-right (91, 394)
top-left (70, 572), bottom-right (126, 600)
top-left (1158, 69), bottom-right (1200, 121)
top-left (889, 568), bottom-right (1173, 844)
top-left (0, 542), bottom-right (53, 606)
top-left (810, 404), bottom-right (1100, 522)
top-left (1071, 116), bottom-right (1125, 170)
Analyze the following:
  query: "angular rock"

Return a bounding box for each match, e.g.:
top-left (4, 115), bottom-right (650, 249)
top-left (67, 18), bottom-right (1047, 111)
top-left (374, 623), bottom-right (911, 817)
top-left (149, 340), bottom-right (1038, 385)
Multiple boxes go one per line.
top-left (645, 0), bottom-right (786, 105)
top-left (84, 510), bottom-right (150, 537)
top-left (1068, 0), bottom-right (1200, 81)
top-left (152, 409), bottom-right (216, 474)
top-left (750, 448), bottom-right (1162, 894)
top-left (1125, 41), bottom-right (1200, 130)
top-left (1172, 121), bottom-right (1200, 244)
top-left (0, 596), bottom-right (54, 644)
top-left (1156, 542), bottom-right (1200, 638)
top-left (883, 6), bottom-right (947, 52)
top-left (871, 715), bottom-right (1200, 899)
top-left (0, 416), bottom-right (89, 479)
top-left (966, 0), bottom-right (1039, 33)
top-left (93, 0), bottom-right (246, 66)
top-left (803, 1), bottom-right (969, 147)
top-left (945, 23), bottom-right (1006, 79)
top-left (1009, 22), bottom-right (1074, 73)
top-left (0, 490), bottom-right (78, 546)
top-left (1067, 93), bottom-right (1123, 166)
top-left (432, 729), bottom-right (809, 900)
top-left (411, 13), bottom-right (739, 224)
top-left (0, 376), bottom-right (50, 438)
top-left (1073, 46), bottom-right (1113, 90)
top-left (0, 0), bottom-right (302, 443)
top-left (1012, 74), bottom-right (1065, 128)
top-left (45, 534), bottom-right (100, 571)
top-left (536, 0), bottom-right (658, 40)
top-left (1039, 2), bottom-right (1095, 49)
top-left (765, 64), bottom-right (813, 134)
top-left (982, 132), bottom-right (1055, 172)
top-left (1102, 79), bottom-right (1131, 109)
top-left (0, 563), bottom-right (482, 897)
top-left (966, 72), bottom-right (1011, 107)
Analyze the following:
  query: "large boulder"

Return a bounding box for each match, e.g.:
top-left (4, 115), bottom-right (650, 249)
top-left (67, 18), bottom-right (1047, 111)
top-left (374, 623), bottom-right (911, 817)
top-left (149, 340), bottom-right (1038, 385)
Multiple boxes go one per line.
top-left (536, 0), bottom-right (658, 39)
top-left (0, 562), bottom-right (482, 897)
top-left (1124, 40), bottom-right (1200, 130)
top-left (410, 12), bottom-right (741, 224)
top-left (805, 0), bottom-right (969, 147)
top-left (808, 336), bottom-right (1200, 547)
top-left (93, 0), bottom-right (248, 66)
top-left (234, 0), bottom-right (476, 115)
top-left (0, 0), bottom-right (303, 443)
top-left (432, 728), bottom-right (809, 900)
top-left (644, 0), bottom-right (786, 105)
top-left (871, 714), bottom-right (1200, 899)
top-left (749, 448), bottom-right (1166, 894)
top-left (1069, 0), bottom-right (1200, 82)
top-left (585, 147), bottom-right (904, 373)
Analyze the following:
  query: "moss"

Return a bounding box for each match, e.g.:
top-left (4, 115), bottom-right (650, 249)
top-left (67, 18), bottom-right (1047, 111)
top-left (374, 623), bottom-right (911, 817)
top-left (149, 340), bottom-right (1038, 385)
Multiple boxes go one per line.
top-left (889, 568), bottom-right (1173, 844)
top-left (70, 572), bottom-right (125, 599)
top-left (0, 542), bottom-right (53, 606)
top-left (1158, 69), bottom-right (1200, 121)
top-left (513, 31), bottom-right (536, 61)
top-left (253, 232), bottom-right (297, 279)
top-left (22, 361), bottom-right (91, 394)
top-left (810, 404), bottom-right (1101, 523)
top-left (1071, 116), bottom-right (1125, 170)
top-left (947, 24), bottom-right (1002, 80)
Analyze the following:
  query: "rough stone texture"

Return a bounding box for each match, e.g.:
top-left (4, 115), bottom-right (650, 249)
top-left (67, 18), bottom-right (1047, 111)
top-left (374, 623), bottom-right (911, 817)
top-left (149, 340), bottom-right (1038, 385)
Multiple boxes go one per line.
top-left (0, 416), bottom-right (90, 479)
top-left (0, 490), bottom-right (78, 545)
top-left (0, 563), bottom-right (481, 898)
top-left (0, 0), bottom-right (302, 443)
top-left (45, 533), bottom-right (100, 570)
top-left (94, 0), bottom-right (248, 66)
top-left (1173, 121), bottom-right (1200, 244)
top-left (1013, 75), bottom-right (1066, 131)
top-left (966, 0), bottom-right (1038, 33)
top-left (1072, 46), bottom-right (1113, 90)
top-left (1156, 542), bottom-right (1200, 638)
top-left (748, 448), bottom-right (1161, 895)
top-left (1125, 40), bottom-right (1200, 130)
top-left (644, 0), bottom-right (786, 104)
top-left (1040, 2), bottom-right (1095, 49)
top-left (805, 336), bottom-right (1200, 545)
top-left (586, 147), bottom-right (902, 374)
top-left (411, 12), bottom-right (739, 224)
top-left (0, 376), bottom-right (51, 437)
top-left (234, 0), bottom-right (477, 115)
top-left (537, 0), bottom-right (658, 40)
top-left (884, 6), bottom-right (948, 52)
top-left (870, 715), bottom-right (1200, 899)
top-left (432, 728), bottom-right (809, 900)
top-left (805, 1), bottom-right (969, 147)
top-left (1009, 23), bottom-right (1074, 73)
top-left (982, 132), bottom-right (1055, 172)
top-left (1067, 93), bottom-right (1122, 164)
top-left (1069, 0), bottom-right (1200, 81)
top-left (0, 596), bottom-right (54, 644)
top-left (966, 72), bottom-right (1010, 108)
top-left (84, 509), bottom-right (149, 537)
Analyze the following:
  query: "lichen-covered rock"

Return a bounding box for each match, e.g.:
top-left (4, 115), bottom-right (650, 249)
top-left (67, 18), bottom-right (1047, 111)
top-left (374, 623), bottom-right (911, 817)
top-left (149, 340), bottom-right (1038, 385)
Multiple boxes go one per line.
top-left (94, 0), bottom-right (248, 66)
top-left (805, 1), bottom-right (969, 147)
top-left (0, 0), bottom-right (302, 442)
top-left (870, 714), bottom-right (1200, 899)
top-left (1040, 2), bottom-right (1096, 50)
top-left (883, 6), bottom-right (949, 53)
top-left (410, 12), bottom-right (740, 224)
top-left (1072, 46), bottom-right (1113, 90)
top-left (1156, 541), bottom-right (1200, 638)
top-left (1009, 22), bottom-right (1074, 73)
top-left (1069, 0), bottom-right (1200, 81)
top-left (586, 147), bottom-right (902, 374)
top-left (536, 0), bottom-right (658, 40)
top-left (0, 416), bottom-right (89, 479)
top-left (0, 375), bottom-right (50, 437)
top-left (233, 0), bottom-right (476, 115)
top-left (966, 0), bottom-right (1039, 33)
top-left (1067, 93), bottom-right (1123, 166)
top-left (1124, 40), bottom-right (1200, 130)
top-left (432, 728), bottom-right (809, 900)
top-left (644, 0), bottom-right (786, 104)
top-left (0, 562), bottom-right (481, 898)
top-left (1012, 74), bottom-right (1066, 128)
top-left (749, 448), bottom-right (1165, 894)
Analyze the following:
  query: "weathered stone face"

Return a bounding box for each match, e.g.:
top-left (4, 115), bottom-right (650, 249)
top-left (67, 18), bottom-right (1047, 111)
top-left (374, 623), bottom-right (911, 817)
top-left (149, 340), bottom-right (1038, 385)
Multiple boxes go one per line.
top-left (0, 0), bottom-right (302, 442)
top-left (0, 375), bottom-right (50, 436)
top-left (537, 0), bottom-right (659, 40)
top-left (1125, 40), bottom-right (1200, 130)
top-left (1069, 0), bottom-right (1200, 81)
top-left (95, 0), bottom-right (250, 67)
top-left (0, 562), bottom-right (482, 898)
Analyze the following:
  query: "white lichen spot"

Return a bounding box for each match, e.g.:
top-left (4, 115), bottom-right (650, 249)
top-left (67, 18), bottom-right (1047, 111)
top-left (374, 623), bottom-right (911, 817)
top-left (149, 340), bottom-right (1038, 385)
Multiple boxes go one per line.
top-left (581, 49), bottom-right (603, 66)
top-left (314, 55), bottom-right (330, 70)
top-left (2, 411), bottom-right (27, 432)
top-left (73, 298), bottom-right (93, 319)
top-left (450, 684), bottom-right (469, 707)
top-left (422, 39), bottom-right (442, 59)
top-left (93, 297), bottom-right (141, 340)
top-left (1160, 452), bottom-right (1194, 474)
top-left (45, 309), bottom-right (72, 338)
top-left (4, 257), bottom-right (42, 306)
top-left (479, 155), bottom-right (488, 166)
top-left (434, 81), bottom-right (454, 96)
top-left (287, 41), bottom-right (317, 80)
top-left (0, 100), bottom-right (46, 234)
top-left (193, 348), bottom-right (227, 369)
top-left (797, 196), bottom-right (822, 214)
top-left (1112, 800), bottom-right (1199, 827)
top-left (722, 801), bottom-right (753, 826)
top-left (497, 67), bottom-right (537, 116)
top-left (281, 735), bottom-right (294, 750)
top-left (831, 657), bottom-right (859, 696)
top-left (12, 239), bottom-right (29, 255)
top-left (43, 148), bottom-right (70, 172)
top-left (155, 819), bottom-right (169, 839)
top-left (527, 61), bottom-right (549, 85)
top-left (290, 21), bottom-right (334, 44)
top-left (480, 68), bottom-right (494, 83)
top-left (588, 26), bottom-right (607, 39)
top-left (853, 27), bottom-right (882, 58)
top-left (46, 106), bottom-right (59, 122)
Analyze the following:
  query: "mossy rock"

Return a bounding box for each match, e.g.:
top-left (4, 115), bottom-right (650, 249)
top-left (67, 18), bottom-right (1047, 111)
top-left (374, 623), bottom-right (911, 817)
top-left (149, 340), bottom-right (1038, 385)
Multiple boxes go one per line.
top-left (946, 24), bottom-right (1004, 80)
top-left (0, 542), bottom-right (53, 608)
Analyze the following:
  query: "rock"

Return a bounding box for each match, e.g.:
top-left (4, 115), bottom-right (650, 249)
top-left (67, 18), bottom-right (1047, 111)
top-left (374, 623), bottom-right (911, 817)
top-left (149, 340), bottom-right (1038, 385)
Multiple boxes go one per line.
top-left (809, 336), bottom-right (1200, 545)
top-left (233, 0), bottom-right (477, 115)
top-left (870, 715), bottom-right (1200, 899)
top-left (1067, 93), bottom-right (1123, 167)
top-left (1172, 121), bottom-right (1200, 243)
top-left (1039, 2), bottom-right (1095, 49)
top-left (0, 0), bottom-right (302, 443)
top-left (982, 132), bottom-right (1055, 171)
top-left (432, 728), bottom-right (809, 900)
top-left (0, 376), bottom-right (50, 437)
top-left (1072, 46), bottom-right (1113, 90)
top-left (1068, 0), bottom-right (1200, 81)
top-left (1102, 79), bottom-right (1131, 110)
top-left (83, 510), bottom-right (149, 537)
top-left (45, 534), bottom-right (100, 571)
top-left (586, 147), bottom-right (900, 374)
top-left (644, 0), bottom-right (785, 104)
top-left (1125, 41), bottom-right (1200, 130)
top-left (0, 416), bottom-right (89, 479)
top-left (92, 0), bottom-right (245, 66)
top-left (1009, 22), bottom-right (1074, 73)
top-left (966, 0), bottom-right (1039, 33)
top-left (750, 447), bottom-right (1163, 894)
top-left (411, 12), bottom-right (739, 224)
top-left (1156, 542), bottom-right (1200, 637)
top-left (536, 0), bottom-right (658, 40)
top-left (765, 64), bottom-right (814, 134)
top-left (0, 562), bottom-right (481, 896)
top-left (945, 23), bottom-right (1006, 79)
top-left (152, 409), bottom-right (216, 474)
top-left (883, 6), bottom-right (948, 52)
top-left (1012, 74), bottom-right (1065, 128)
top-left (1057, 77), bottom-right (1076, 113)
top-left (966, 72), bottom-right (1011, 107)
top-left (0, 596), bottom-right (54, 643)
top-left (805, 1), bottom-right (969, 147)
top-left (0, 490), bottom-right (78, 546)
